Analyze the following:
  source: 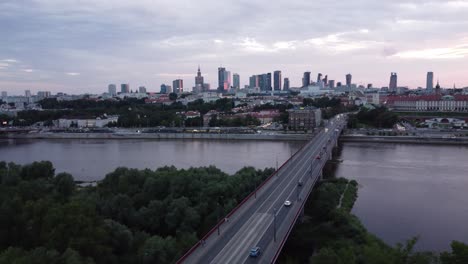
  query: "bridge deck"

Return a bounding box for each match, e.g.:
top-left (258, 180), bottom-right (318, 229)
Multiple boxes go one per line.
top-left (178, 115), bottom-right (347, 264)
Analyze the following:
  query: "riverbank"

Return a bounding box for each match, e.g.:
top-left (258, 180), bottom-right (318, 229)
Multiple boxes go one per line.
top-left (340, 135), bottom-right (468, 145)
top-left (0, 132), bottom-right (310, 141)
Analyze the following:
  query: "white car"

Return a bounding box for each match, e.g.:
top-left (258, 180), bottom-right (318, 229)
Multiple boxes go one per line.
top-left (284, 200), bottom-right (292, 207)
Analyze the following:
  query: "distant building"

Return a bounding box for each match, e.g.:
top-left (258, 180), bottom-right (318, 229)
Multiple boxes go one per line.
top-left (138, 86), bottom-right (147, 94)
top-left (389, 72), bottom-right (397, 92)
top-left (218, 67), bottom-right (226, 93)
top-left (316, 73), bottom-right (322, 83)
top-left (25, 90), bottom-right (31, 97)
top-left (283, 78), bottom-right (290, 90)
top-left (173, 79), bottom-right (183, 94)
top-left (37, 91), bottom-right (51, 99)
top-left (108, 84), bottom-right (117, 95)
top-left (57, 115), bottom-right (119, 128)
top-left (274, 71), bottom-right (282, 91)
top-left (1, 91), bottom-right (6, 99)
top-left (303, 72), bottom-right (311, 87)
top-left (160, 84), bottom-right (172, 94)
top-left (386, 94), bottom-right (468, 112)
top-left (195, 66), bottom-right (204, 91)
top-left (329, 80), bottom-right (335, 89)
top-left (121, 84), bottom-right (130, 93)
top-left (435, 81), bottom-right (441, 95)
top-left (427, 72), bottom-right (434, 92)
top-left (367, 83), bottom-right (372, 89)
top-left (288, 107), bottom-right (322, 131)
top-left (337, 82), bottom-right (342, 87)
top-left (249, 75), bottom-right (259, 89)
top-left (233, 73), bottom-right (240, 89)
top-left (224, 71), bottom-right (231, 91)
top-left (346, 74), bottom-right (352, 87)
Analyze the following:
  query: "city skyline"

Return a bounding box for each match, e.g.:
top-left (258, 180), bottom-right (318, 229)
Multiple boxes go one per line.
top-left (1, 0), bottom-right (468, 94)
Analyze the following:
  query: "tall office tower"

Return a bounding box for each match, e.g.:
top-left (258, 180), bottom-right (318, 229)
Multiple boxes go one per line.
top-left (337, 82), bottom-right (342, 87)
top-left (108, 84), bottom-right (117, 95)
top-left (426, 72), bottom-right (434, 92)
top-left (224, 71), bottom-right (231, 91)
top-left (273, 71), bottom-right (282, 91)
top-left (233, 73), bottom-right (240, 89)
top-left (173, 79), bottom-right (183, 93)
top-left (218, 67), bottom-right (226, 93)
top-left (345, 74), bottom-right (352, 87)
top-left (303, 72), bottom-right (311, 87)
top-left (328, 80), bottom-right (335, 89)
top-left (266, 72), bottom-right (272, 91)
top-left (195, 66), bottom-right (204, 89)
top-left (1, 91), bottom-right (6, 98)
top-left (249, 75), bottom-right (259, 89)
top-left (389, 72), bottom-right (398, 92)
top-left (317, 73), bottom-right (322, 83)
top-left (283, 78), bottom-right (290, 90)
top-left (25, 90), bottom-right (31, 97)
top-left (121, 84), bottom-right (130, 93)
top-left (323, 75), bottom-right (328, 86)
top-left (258, 74), bottom-right (265, 90)
top-left (138, 86), bottom-right (147, 93)
top-left (367, 83), bottom-right (373, 89)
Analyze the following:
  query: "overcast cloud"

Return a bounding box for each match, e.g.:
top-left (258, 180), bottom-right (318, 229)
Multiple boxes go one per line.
top-left (1, 0), bottom-right (468, 94)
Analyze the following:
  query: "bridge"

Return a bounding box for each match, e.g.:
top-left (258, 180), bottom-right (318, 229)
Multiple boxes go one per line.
top-left (177, 114), bottom-right (348, 264)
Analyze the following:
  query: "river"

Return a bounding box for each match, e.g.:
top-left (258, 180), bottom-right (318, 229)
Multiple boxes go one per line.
top-left (334, 142), bottom-right (468, 252)
top-left (0, 138), bottom-right (466, 252)
top-left (0, 138), bottom-right (303, 181)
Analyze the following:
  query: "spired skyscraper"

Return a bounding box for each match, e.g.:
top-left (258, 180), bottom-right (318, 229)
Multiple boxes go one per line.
top-left (195, 66), bottom-right (204, 92)
top-left (426, 72), bottom-right (434, 92)
top-left (273, 70), bottom-right (282, 91)
top-left (389, 72), bottom-right (398, 92)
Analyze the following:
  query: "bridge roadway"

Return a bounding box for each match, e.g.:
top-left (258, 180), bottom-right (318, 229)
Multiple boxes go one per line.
top-left (178, 115), bottom-right (347, 264)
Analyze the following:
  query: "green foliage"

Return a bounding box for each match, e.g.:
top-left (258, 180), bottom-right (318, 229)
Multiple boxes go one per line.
top-left (208, 114), bottom-right (261, 127)
top-left (349, 107), bottom-right (399, 128)
top-left (0, 161), bottom-right (274, 264)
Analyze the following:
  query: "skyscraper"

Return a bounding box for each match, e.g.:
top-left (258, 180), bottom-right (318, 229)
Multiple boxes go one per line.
top-left (317, 73), bottom-right (322, 83)
top-left (389, 72), bottom-right (398, 92)
top-left (426, 72), bottom-right (434, 92)
top-left (266, 73), bottom-right (272, 91)
top-left (233, 73), bottom-right (240, 89)
top-left (218, 67), bottom-right (226, 93)
top-left (25, 90), bottom-right (31, 97)
top-left (323, 75), bottom-right (328, 86)
top-left (138, 86), bottom-right (147, 94)
top-left (328, 80), bottom-right (335, 89)
top-left (345, 74), bottom-right (352, 87)
top-left (1, 91), bottom-right (7, 98)
top-left (273, 71), bottom-right (282, 91)
top-left (303, 72), bottom-right (311, 87)
top-left (224, 71), bottom-right (231, 90)
top-left (121, 84), bottom-right (130, 93)
top-left (283, 78), bottom-right (290, 90)
top-left (108, 84), bottom-right (117, 95)
top-left (173, 79), bottom-right (183, 93)
top-left (195, 66), bottom-right (204, 90)
top-left (249, 75), bottom-right (259, 89)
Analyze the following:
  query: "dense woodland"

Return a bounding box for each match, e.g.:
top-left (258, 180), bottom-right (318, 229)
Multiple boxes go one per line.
top-left (0, 161), bottom-right (274, 263)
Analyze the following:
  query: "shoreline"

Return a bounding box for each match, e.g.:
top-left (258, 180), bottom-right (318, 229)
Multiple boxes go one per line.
top-left (340, 135), bottom-right (468, 145)
top-left (0, 132), bottom-right (310, 141)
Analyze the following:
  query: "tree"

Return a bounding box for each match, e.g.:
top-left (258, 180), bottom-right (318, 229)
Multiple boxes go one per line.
top-left (169, 93), bottom-right (177, 101)
top-left (54, 173), bottom-right (75, 200)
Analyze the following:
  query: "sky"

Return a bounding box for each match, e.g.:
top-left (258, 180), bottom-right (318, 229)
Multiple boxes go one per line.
top-left (1, 0), bottom-right (468, 95)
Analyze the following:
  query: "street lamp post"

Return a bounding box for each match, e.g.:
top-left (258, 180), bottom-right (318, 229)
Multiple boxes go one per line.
top-left (273, 208), bottom-right (277, 242)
